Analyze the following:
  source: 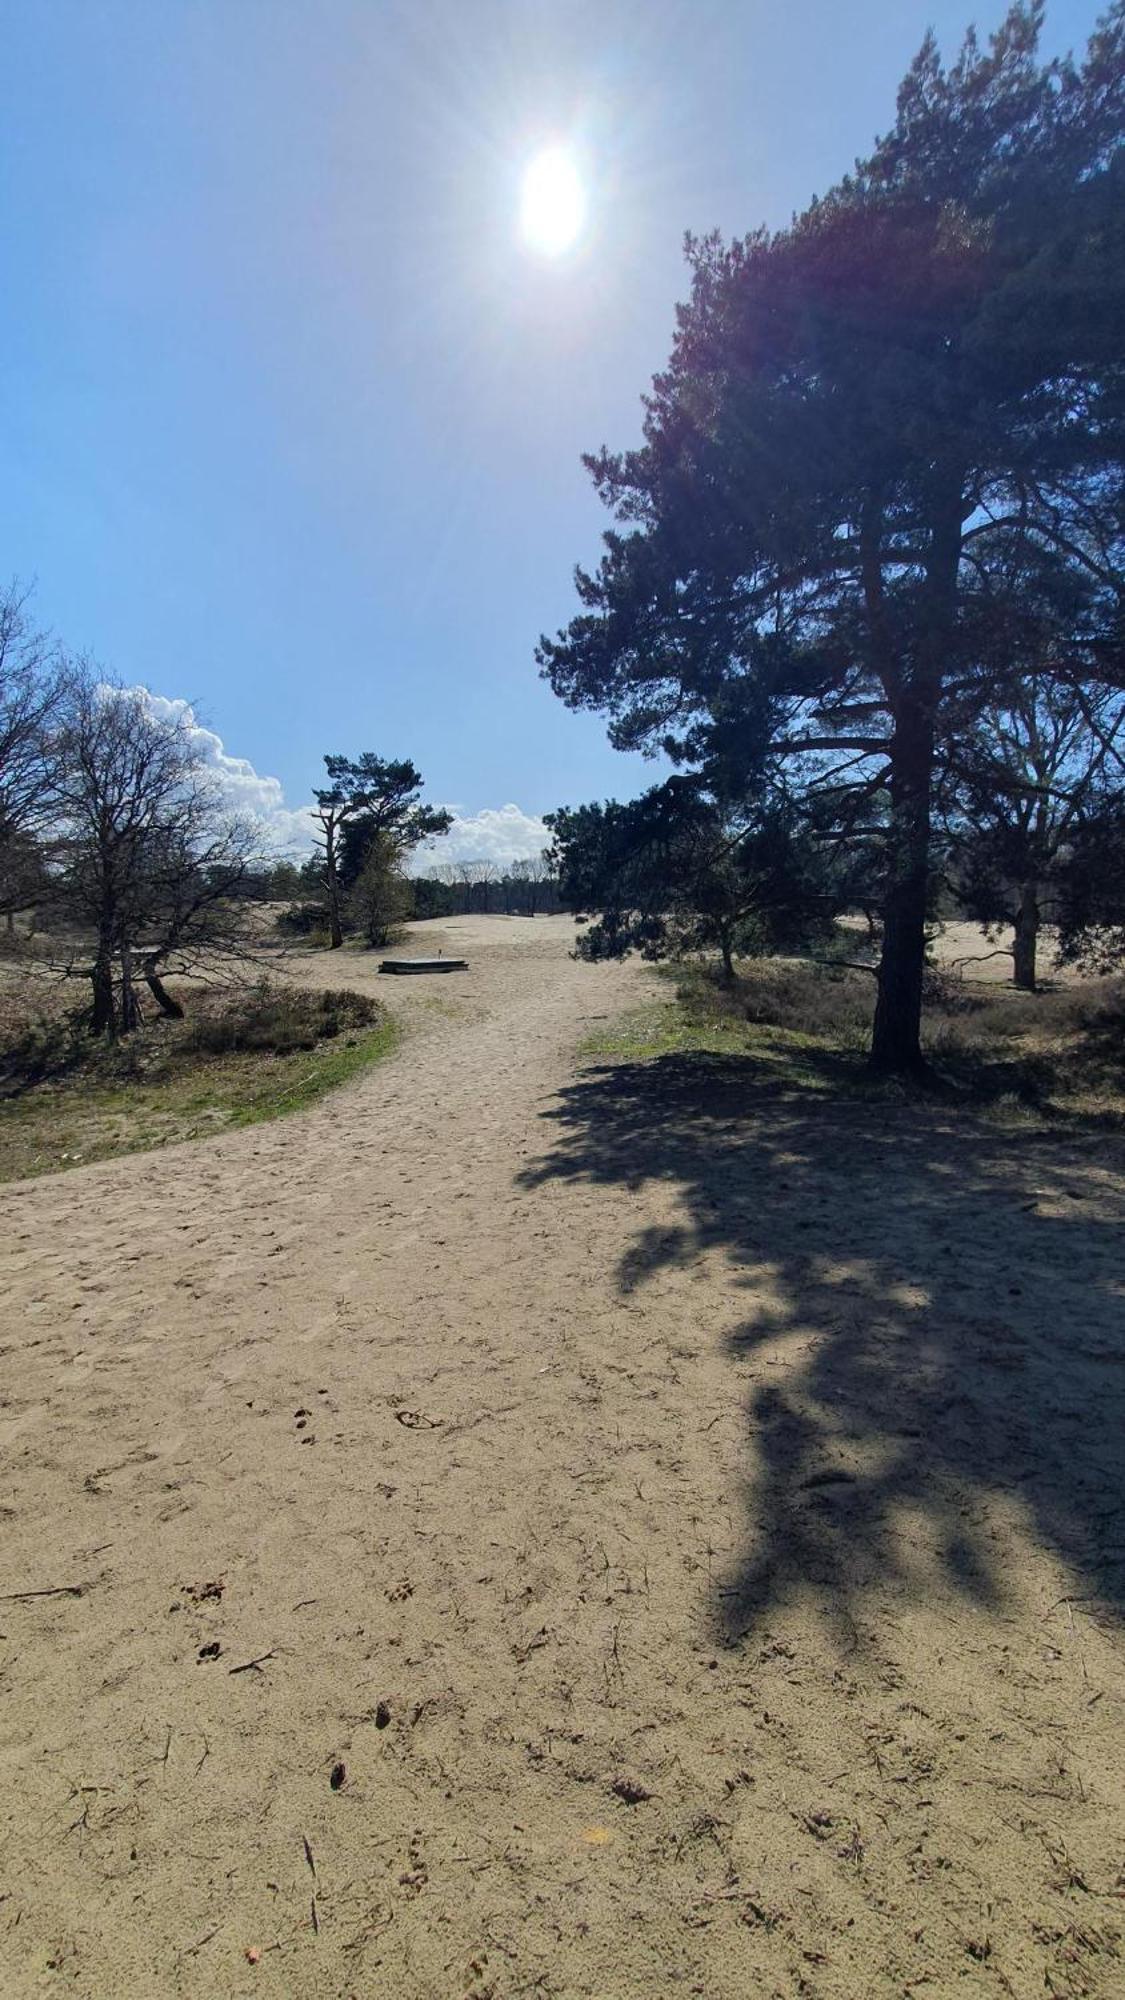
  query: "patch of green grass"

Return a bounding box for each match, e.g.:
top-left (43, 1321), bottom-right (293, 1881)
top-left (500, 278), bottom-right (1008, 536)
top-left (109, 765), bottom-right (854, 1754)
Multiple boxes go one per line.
top-left (578, 988), bottom-right (854, 1093)
top-left (0, 994), bottom-right (398, 1183)
top-left (232, 1017), bottom-right (399, 1123)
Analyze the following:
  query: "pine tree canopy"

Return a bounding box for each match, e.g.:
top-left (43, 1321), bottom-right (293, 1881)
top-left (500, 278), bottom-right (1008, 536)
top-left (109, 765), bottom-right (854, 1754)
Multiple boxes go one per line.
top-left (537, 2), bottom-right (1125, 1072)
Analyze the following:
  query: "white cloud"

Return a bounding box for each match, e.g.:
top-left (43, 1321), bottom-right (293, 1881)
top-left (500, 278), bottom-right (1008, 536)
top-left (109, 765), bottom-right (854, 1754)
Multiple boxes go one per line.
top-left (131, 692), bottom-right (549, 868)
top-left (134, 690), bottom-right (317, 855)
top-left (415, 803), bottom-right (550, 868)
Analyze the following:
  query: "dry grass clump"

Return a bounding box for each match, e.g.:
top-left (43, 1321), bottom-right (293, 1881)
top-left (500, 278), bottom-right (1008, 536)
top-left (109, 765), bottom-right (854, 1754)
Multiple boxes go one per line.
top-left (672, 958), bottom-right (1125, 1122)
top-left (921, 977), bottom-right (1125, 1119)
top-left (679, 959), bottom-right (874, 1048)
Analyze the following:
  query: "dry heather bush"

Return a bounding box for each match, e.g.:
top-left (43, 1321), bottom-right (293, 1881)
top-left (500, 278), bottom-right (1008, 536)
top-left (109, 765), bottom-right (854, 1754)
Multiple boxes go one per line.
top-left (923, 976), bottom-right (1124, 1061)
top-left (0, 1007), bottom-right (89, 1085)
top-left (183, 984), bottom-right (381, 1056)
top-left (680, 960), bottom-right (874, 1046)
top-left (677, 958), bottom-right (1124, 1114)
top-left (1, 979), bottom-right (383, 1086)
top-left (274, 903), bottom-right (330, 943)
top-left (1061, 977), bottom-right (1125, 1036)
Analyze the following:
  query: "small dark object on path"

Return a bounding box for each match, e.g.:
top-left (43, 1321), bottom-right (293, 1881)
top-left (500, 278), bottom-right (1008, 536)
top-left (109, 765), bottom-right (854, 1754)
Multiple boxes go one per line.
top-left (183, 1578), bottom-right (224, 1604)
top-left (611, 1777), bottom-right (653, 1805)
top-left (329, 1761), bottom-right (346, 1790)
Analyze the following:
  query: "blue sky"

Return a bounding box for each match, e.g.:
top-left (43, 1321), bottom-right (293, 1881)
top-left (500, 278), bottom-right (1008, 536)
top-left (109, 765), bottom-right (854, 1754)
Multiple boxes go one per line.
top-left (0, 0), bottom-right (1102, 858)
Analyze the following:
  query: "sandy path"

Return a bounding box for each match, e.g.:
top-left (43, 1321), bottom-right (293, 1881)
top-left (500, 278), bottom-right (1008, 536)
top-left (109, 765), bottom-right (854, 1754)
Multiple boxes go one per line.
top-left (1, 917), bottom-right (1122, 1999)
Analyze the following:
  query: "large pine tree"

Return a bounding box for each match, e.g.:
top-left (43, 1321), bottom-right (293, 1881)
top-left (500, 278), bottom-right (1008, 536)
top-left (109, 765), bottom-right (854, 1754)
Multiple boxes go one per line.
top-left (538, 4), bottom-right (1125, 1073)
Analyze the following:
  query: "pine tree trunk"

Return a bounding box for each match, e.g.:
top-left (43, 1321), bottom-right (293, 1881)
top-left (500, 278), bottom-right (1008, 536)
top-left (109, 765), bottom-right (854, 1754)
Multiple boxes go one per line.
top-left (327, 866), bottom-right (343, 948)
top-left (1012, 881), bottom-right (1039, 993)
top-left (321, 815), bottom-right (344, 948)
top-left (870, 699), bottom-right (934, 1077)
top-left (869, 471), bottom-right (961, 1079)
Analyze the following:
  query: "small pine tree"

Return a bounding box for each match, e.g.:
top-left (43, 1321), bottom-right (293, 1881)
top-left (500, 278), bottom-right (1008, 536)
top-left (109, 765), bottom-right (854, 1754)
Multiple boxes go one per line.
top-left (348, 831), bottom-right (414, 947)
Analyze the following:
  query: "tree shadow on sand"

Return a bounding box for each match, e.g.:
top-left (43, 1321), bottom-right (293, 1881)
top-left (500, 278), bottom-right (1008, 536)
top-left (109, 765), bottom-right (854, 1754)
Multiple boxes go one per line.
top-left (519, 1050), bottom-right (1125, 1645)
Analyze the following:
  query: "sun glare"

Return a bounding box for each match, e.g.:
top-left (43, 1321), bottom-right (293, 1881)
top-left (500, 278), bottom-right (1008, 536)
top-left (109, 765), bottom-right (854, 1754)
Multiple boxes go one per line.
top-left (519, 147), bottom-right (586, 257)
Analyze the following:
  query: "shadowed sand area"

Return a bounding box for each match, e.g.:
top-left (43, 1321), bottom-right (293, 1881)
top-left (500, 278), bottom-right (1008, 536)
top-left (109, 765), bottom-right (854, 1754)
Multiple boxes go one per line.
top-left (1, 916), bottom-right (1122, 1998)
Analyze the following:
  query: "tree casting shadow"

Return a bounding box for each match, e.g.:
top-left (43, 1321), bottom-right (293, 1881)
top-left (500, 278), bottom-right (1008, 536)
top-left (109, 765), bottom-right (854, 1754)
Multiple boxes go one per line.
top-left (519, 1050), bottom-right (1125, 1644)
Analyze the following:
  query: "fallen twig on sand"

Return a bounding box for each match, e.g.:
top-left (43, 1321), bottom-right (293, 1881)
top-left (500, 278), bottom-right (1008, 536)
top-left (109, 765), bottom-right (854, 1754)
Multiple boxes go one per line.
top-left (341, 1909), bottom-right (395, 1951)
top-left (0, 1583), bottom-right (89, 1601)
top-left (228, 1650), bottom-right (276, 1676)
top-left (182, 1925), bottom-right (221, 1957)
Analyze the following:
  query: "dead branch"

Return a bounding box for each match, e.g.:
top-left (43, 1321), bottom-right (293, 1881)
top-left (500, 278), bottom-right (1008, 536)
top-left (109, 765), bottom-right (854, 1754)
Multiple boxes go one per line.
top-left (0, 1582), bottom-right (89, 1601)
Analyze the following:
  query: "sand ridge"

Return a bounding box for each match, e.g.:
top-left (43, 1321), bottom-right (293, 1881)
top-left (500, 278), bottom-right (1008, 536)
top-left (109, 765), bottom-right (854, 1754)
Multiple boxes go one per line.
top-left (1, 916), bottom-right (1122, 1998)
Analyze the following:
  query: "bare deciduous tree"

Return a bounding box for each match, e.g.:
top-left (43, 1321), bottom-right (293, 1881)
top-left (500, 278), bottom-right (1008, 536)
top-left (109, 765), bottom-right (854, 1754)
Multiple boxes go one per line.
top-left (944, 679), bottom-right (1125, 990)
top-left (54, 677), bottom-right (259, 1035)
top-left (525, 850), bottom-right (554, 917)
top-left (462, 859), bottom-right (500, 914)
top-left (0, 583), bottom-right (70, 922)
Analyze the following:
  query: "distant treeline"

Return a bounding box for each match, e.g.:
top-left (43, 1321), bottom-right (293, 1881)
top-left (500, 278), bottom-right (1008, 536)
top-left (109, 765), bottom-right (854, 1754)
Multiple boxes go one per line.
top-left (267, 853), bottom-right (559, 923)
top-left (415, 858), bottom-right (559, 919)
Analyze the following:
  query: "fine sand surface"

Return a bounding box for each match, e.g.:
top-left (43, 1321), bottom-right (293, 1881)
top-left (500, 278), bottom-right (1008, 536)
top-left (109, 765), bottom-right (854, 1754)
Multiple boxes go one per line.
top-left (1, 916), bottom-right (1122, 1999)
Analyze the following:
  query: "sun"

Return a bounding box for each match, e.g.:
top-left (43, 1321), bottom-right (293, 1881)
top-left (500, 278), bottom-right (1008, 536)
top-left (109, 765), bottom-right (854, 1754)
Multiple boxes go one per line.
top-left (519, 147), bottom-right (586, 257)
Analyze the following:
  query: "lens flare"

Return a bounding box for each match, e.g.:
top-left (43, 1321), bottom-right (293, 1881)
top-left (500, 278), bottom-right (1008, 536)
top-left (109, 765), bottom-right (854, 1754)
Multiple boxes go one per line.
top-left (519, 147), bottom-right (586, 256)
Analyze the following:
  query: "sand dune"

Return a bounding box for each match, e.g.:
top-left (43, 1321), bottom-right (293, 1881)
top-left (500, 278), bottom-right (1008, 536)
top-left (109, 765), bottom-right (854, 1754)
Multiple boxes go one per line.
top-left (1, 916), bottom-right (1122, 1998)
